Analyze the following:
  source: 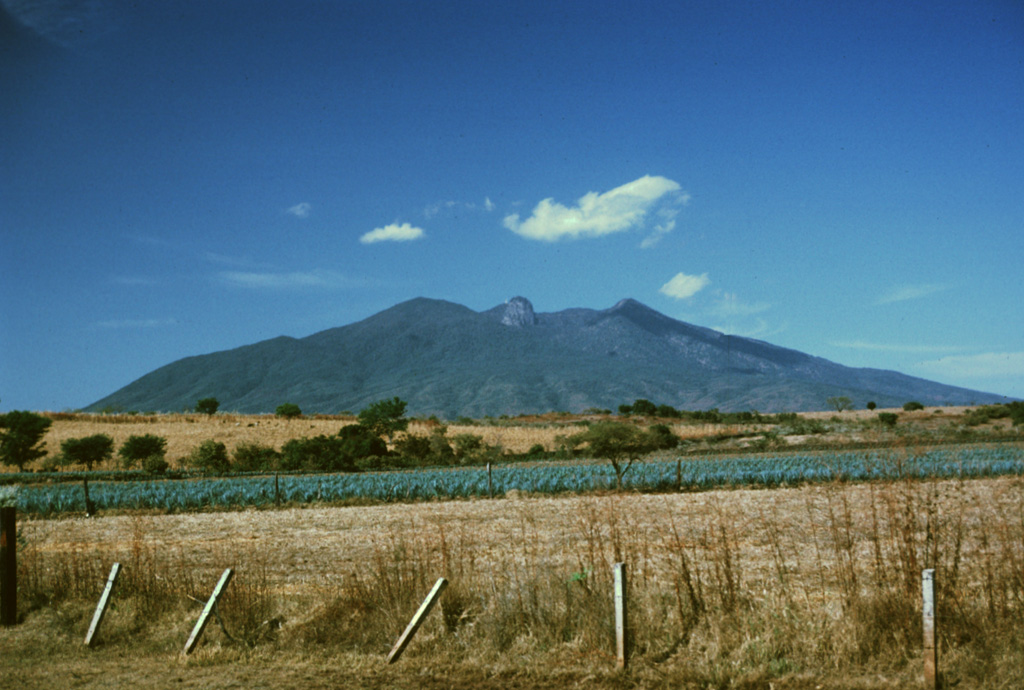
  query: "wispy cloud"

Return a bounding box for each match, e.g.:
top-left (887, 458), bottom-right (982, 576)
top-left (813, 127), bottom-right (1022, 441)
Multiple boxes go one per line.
top-left (424, 198), bottom-right (495, 218)
top-left (660, 272), bottom-right (710, 300)
top-left (360, 222), bottom-right (425, 244)
top-left (94, 318), bottom-right (177, 329)
top-left (111, 276), bottom-right (159, 287)
top-left (287, 202), bottom-right (312, 218)
top-left (218, 269), bottom-right (360, 289)
top-left (504, 175), bottom-right (687, 242)
top-left (830, 340), bottom-right (962, 354)
top-left (708, 292), bottom-right (770, 318)
top-left (877, 283), bottom-right (949, 304)
top-left (915, 351), bottom-right (1024, 379)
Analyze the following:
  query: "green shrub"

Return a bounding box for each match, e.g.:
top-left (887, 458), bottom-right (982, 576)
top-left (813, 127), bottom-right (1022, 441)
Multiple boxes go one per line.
top-left (878, 412), bottom-right (899, 427)
top-left (866, 401), bottom-right (877, 410)
top-left (233, 442), bottom-right (280, 472)
top-left (195, 397), bottom-right (220, 415)
top-left (275, 403), bottom-right (302, 419)
top-left (903, 401), bottom-right (925, 411)
top-left (646, 424), bottom-right (680, 450)
top-left (142, 455), bottom-right (169, 474)
top-left (187, 440), bottom-right (230, 473)
top-left (119, 434), bottom-right (167, 469)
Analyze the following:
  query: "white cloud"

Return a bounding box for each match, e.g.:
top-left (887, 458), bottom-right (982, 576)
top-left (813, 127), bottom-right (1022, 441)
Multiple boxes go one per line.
top-left (484, 197), bottom-right (495, 212)
top-left (915, 352), bottom-right (1024, 379)
top-left (877, 283), bottom-right (949, 304)
top-left (287, 202), bottom-right (312, 218)
top-left (708, 292), bottom-right (771, 318)
top-left (94, 318), bottom-right (176, 329)
top-left (659, 272), bottom-right (710, 300)
top-left (830, 340), bottom-right (962, 354)
top-left (360, 222), bottom-right (425, 244)
top-left (218, 269), bottom-right (358, 289)
top-left (424, 198), bottom-right (496, 218)
top-left (504, 175), bottom-right (685, 242)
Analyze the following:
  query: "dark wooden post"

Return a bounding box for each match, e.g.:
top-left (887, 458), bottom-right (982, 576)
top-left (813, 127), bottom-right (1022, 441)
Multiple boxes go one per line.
top-left (274, 473), bottom-right (280, 506)
top-left (487, 463), bottom-right (493, 498)
top-left (1, 507), bottom-right (16, 626)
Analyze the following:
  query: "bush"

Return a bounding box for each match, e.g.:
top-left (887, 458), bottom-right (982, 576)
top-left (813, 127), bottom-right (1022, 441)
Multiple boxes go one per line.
top-left (142, 455), bottom-right (169, 474)
top-left (866, 401), bottom-right (877, 410)
top-left (60, 434), bottom-right (114, 470)
top-left (877, 412), bottom-right (899, 427)
top-left (233, 442), bottom-right (281, 472)
top-left (275, 403), bottom-right (302, 419)
top-left (118, 434), bottom-right (167, 470)
top-left (630, 399), bottom-right (658, 416)
top-left (0, 410), bottom-right (52, 470)
top-left (903, 401), bottom-right (925, 411)
top-left (338, 425), bottom-right (388, 459)
top-left (195, 397), bottom-right (220, 415)
top-left (646, 424), bottom-right (680, 450)
top-left (187, 439), bottom-right (231, 473)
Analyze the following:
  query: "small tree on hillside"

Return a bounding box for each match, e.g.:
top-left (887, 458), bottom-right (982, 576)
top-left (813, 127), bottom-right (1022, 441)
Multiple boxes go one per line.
top-left (0, 410), bottom-right (53, 471)
top-left (275, 403), bottom-right (302, 419)
top-left (61, 434), bottom-right (115, 471)
top-left (826, 396), bottom-right (853, 412)
top-left (866, 401), bottom-right (877, 411)
top-left (195, 397), bottom-right (220, 415)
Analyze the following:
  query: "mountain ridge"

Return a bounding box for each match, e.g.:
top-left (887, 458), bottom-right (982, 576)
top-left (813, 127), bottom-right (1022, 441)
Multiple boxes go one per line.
top-left (86, 297), bottom-right (1010, 417)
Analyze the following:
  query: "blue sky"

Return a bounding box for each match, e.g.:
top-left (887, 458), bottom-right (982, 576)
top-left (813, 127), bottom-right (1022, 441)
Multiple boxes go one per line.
top-left (1, 0), bottom-right (1022, 412)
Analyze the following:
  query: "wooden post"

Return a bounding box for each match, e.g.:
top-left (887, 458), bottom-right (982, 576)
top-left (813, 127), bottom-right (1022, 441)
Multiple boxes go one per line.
top-left (183, 568), bottom-right (234, 655)
top-left (83, 477), bottom-right (95, 516)
top-left (614, 562), bottom-right (628, 669)
top-left (923, 568), bottom-right (938, 689)
top-left (386, 577), bottom-right (448, 664)
top-left (274, 473), bottom-right (280, 506)
top-left (676, 459), bottom-right (682, 491)
top-left (1, 507), bottom-right (16, 627)
top-left (85, 563), bottom-right (122, 647)
top-left (487, 463), bottom-right (493, 498)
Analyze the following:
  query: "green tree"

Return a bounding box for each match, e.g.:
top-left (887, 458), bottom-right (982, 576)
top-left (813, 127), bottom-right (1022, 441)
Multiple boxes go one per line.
top-left (338, 424), bottom-right (388, 460)
top-left (903, 401), bottom-right (925, 411)
top-left (0, 410), bottom-right (53, 471)
top-left (60, 434), bottom-right (114, 471)
top-left (630, 398), bottom-right (658, 416)
top-left (118, 433), bottom-right (167, 470)
top-left (187, 439), bottom-right (230, 473)
top-left (357, 397), bottom-right (409, 440)
top-left (275, 403), bottom-right (302, 419)
top-left (195, 397), bottom-right (220, 415)
top-left (232, 442), bottom-right (280, 472)
top-left (866, 401), bottom-right (877, 411)
top-left (826, 396), bottom-right (854, 412)
top-left (568, 422), bottom-right (667, 490)
top-left (877, 412), bottom-right (899, 427)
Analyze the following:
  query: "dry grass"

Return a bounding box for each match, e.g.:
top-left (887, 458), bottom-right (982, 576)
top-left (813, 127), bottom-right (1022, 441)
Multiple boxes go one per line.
top-left (5, 474), bottom-right (1023, 688)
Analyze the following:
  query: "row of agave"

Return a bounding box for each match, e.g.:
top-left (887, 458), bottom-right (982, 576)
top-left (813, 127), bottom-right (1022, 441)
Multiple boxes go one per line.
top-left (13, 445), bottom-right (1024, 516)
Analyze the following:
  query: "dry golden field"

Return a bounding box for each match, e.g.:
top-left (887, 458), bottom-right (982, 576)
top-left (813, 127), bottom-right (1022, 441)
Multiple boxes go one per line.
top-left (4, 473), bottom-right (1023, 689)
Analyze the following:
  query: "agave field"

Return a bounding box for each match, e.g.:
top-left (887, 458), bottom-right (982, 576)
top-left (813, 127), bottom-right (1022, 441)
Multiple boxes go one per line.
top-left (11, 444), bottom-right (1023, 516)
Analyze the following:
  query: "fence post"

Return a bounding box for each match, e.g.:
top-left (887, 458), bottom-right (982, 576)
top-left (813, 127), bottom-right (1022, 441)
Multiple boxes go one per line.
top-left (85, 563), bottom-right (122, 646)
top-left (923, 568), bottom-right (938, 689)
top-left (487, 463), bottom-right (493, 498)
top-left (614, 562), bottom-right (628, 669)
top-left (183, 568), bottom-right (234, 655)
top-left (386, 577), bottom-right (448, 664)
top-left (1, 507), bottom-right (15, 626)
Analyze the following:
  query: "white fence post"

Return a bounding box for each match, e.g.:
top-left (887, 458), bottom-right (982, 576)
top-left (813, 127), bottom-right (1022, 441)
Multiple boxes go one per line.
top-left (614, 562), bottom-right (628, 669)
top-left (183, 568), bottom-right (234, 655)
top-left (85, 562), bottom-right (122, 647)
top-left (387, 577), bottom-right (448, 664)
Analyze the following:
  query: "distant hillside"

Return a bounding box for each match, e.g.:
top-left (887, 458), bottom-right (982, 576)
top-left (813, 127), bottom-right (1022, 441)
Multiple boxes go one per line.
top-left (87, 296), bottom-right (1009, 417)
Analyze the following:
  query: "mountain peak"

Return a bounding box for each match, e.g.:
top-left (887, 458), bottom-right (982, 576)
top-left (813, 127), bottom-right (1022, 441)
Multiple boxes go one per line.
top-left (500, 296), bottom-right (537, 327)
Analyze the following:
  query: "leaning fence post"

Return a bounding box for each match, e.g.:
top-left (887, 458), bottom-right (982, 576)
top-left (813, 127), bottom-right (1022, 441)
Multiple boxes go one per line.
top-left (1, 507), bottom-right (16, 626)
top-left (85, 563), bottom-right (122, 646)
top-left (923, 568), bottom-right (938, 689)
top-left (386, 577), bottom-right (448, 664)
top-left (614, 562), bottom-right (628, 669)
top-left (183, 568), bottom-right (234, 655)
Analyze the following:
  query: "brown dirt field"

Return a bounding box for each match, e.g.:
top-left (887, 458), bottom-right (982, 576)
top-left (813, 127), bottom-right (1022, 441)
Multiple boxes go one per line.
top-left (6, 475), bottom-right (1023, 688)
